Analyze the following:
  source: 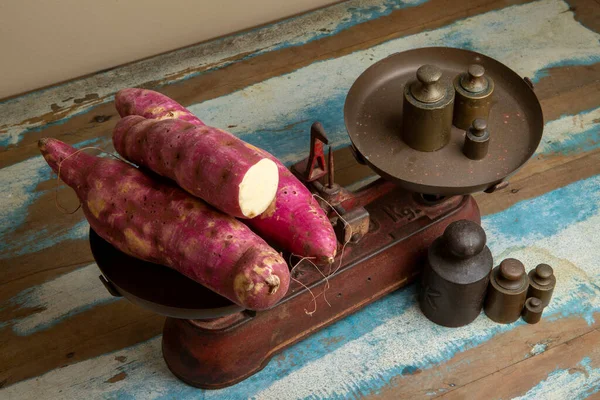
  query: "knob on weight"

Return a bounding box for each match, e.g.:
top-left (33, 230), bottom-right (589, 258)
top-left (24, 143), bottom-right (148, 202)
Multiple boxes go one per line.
top-left (461, 64), bottom-right (489, 93)
top-left (443, 219), bottom-right (487, 258)
top-left (497, 258), bottom-right (526, 290)
top-left (527, 263), bottom-right (556, 307)
top-left (411, 65), bottom-right (445, 103)
top-left (522, 297), bottom-right (545, 324)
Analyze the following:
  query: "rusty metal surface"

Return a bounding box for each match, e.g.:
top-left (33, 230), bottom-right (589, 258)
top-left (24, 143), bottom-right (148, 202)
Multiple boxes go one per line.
top-left (292, 122), bottom-right (329, 182)
top-left (344, 47), bottom-right (544, 195)
top-left (484, 258), bottom-right (529, 324)
top-left (161, 191), bottom-right (480, 389)
top-left (310, 178), bottom-right (397, 218)
top-left (334, 206), bottom-right (370, 244)
top-left (290, 127), bottom-right (398, 215)
top-left (419, 220), bottom-right (492, 327)
top-left (527, 263), bottom-right (556, 307)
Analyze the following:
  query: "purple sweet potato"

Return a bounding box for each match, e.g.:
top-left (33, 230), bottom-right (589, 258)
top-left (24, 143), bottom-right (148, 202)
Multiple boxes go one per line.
top-left (114, 88), bottom-right (337, 263)
top-left (38, 138), bottom-right (290, 310)
top-left (246, 145), bottom-right (338, 264)
top-left (115, 88), bottom-right (205, 126)
top-left (113, 116), bottom-right (279, 219)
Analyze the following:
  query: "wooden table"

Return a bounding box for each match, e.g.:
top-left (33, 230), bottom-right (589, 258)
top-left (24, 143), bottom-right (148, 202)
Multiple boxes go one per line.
top-left (2, 0), bottom-right (600, 398)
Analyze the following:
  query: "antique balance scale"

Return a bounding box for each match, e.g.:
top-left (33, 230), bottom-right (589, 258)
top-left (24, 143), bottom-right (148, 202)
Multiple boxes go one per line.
top-left (90, 47), bottom-right (543, 388)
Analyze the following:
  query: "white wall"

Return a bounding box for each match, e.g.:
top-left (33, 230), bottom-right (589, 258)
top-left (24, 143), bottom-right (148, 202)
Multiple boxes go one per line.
top-left (0, 0), bottom-right (338, 99)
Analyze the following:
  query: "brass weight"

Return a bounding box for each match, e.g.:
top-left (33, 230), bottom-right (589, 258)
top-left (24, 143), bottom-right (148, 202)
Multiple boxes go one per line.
top-left (484, 258), bottom-right (529, 324)
top-left (402, 64), bottom-right (454, 152)
top-left (522, 297), bottom-right (544, 324)
top-left (453, 64), bottom-right (494, 130)
top-left (527, 264), bottom-right (556, 307)
top-left (463, 118), bottom-right (490, 160)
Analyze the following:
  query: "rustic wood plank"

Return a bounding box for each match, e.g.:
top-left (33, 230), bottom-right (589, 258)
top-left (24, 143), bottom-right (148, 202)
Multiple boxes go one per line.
top-left (371, 314), bottom-right (599, 398)
top-left (475, 145), bottom-right (600, 216)
top-left (568, 0), bottom-right (600, 33)
top-left (439, 329), bottom-right (600, 399)
top-left (0, 301), bottom-right (162, 390)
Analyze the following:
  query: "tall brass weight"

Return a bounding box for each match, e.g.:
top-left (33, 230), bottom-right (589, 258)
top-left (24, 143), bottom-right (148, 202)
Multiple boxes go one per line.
top-left (402, 65), bottom-right (455, 152)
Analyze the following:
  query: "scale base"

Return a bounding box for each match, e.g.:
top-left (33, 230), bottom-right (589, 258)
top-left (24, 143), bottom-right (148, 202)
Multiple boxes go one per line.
top-left (161, 190), bottom-right (479, 389)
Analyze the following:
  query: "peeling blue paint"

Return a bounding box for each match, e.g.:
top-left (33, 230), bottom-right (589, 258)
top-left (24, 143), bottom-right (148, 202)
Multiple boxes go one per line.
top-left (9, 289), bottom-right (119, 337)
top-left (2, 1), bottom-right (600, 397)
top-left (7, 219), bottom-right (89, 259)
top-left (238, 91), bottom-right (348, 166)
top-left (529, 343), bottom-right (548, 357)
top-left (1, 263), bottom-right (118, 335)
top-left (537, 107), bottom-right (600, 156)
top-left (164, 1), bottom-right (430, 88)
top-left (546, 282), bottom-right (598, 326)
top-left (190, 0), bottom-right (600, 167)
top-left (484, 177), bottom-right (600, 248)
top-left (0, 136), bottom-right (110, 258)
top-left (0, 102), bottom-right (115, 149)
top-left (0, 156), bottom-right (51, 247)
top-left (108, 287), bottom-right (528, 400)
top-left (532, 55), bottom-right (600, 83)
top-left (4, 0), bottom-right (600, 150)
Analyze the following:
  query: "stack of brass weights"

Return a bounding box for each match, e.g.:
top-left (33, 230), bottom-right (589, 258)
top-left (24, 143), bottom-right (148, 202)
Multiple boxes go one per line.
top-left (419, 222), bottom-right (557, 327)
top-left (401, 63), bottom-right (493, 158)
top-left (484, 259), bottom-right (556, 324)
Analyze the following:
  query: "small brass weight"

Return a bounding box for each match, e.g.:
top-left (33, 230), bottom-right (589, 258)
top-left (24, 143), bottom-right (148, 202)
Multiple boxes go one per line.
top-left (463, 118), bottom-right (490, 160)
top-left (453, 64), bottom-right (495, 130)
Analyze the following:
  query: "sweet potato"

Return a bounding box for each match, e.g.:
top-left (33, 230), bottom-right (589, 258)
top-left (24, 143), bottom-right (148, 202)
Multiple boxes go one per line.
top-left (38, 138), bottom-right (290, 310)
top-left (246, 153), bottom-right (338, 263)
top-left (113, 116), bottom-right (279, 219)
top-left (114, 88), bottom-right (337, 263)
top-left (115, 88), bottom-right (205, 126)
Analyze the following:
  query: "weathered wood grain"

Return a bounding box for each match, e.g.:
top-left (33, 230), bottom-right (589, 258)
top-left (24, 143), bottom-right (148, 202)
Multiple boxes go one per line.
top-left (372, 314), bottom-right (599, 398)
top-left (440, 329), bottom-right (600, 399)
top-left (568, 0), bottom-right (600, 32)
top-left (0, 300), bottom-right (162, 390)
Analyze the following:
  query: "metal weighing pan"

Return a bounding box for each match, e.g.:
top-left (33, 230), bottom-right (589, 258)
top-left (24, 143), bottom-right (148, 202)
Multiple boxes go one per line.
top-left (90, 229), bottom-right (244, 319)
top-left (344, 47), bottom-right (544, 195)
